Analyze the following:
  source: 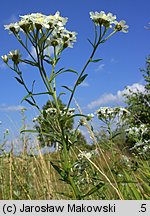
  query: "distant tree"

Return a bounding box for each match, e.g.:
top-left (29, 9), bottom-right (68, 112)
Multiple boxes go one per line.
top-left (34, 98), bottom-right (87, 149)
top-left (124, 56), bottom-right (150, 157)
top-left (124, 56), bottom-right (150, 126)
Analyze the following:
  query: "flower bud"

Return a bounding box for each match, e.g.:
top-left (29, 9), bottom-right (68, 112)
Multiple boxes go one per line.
top-left (1, 55), bottom-right (8, 63)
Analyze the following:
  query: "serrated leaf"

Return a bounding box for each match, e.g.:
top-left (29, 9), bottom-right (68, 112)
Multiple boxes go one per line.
top-left (90, 58), bottom-right (103, 63)
top-left (77, 74), bottom-right (88, 85)
top-left (62, 85), bottom-right (73, 92)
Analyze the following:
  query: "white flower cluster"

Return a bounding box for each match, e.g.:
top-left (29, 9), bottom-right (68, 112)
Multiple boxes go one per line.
top-left (120, 155), bottom-right (131, 168)
top-left (126, 124), bottom-right (150, 154)
top-left (46, 108), bottom-right (57, 115)
top-left (2, 50), bottom-right (21, 65)
top-left (96, 106), bottom-right (128, 121)
top-left (126, 124), bottom-right (148, 137)
top-left (78, 149), bottom-right (99, 160)
top-left (4, 11), bottom-right (77, 49)
top-left (4, 12), bottom-right (67, 33)
top-left (90, 11), bottom-right (128, 33)
top-left (45, 107), bottom-right (75, 117)
top-left (60, 107), bottom-right (75, 116)
top-left (73, 149), bottom-right (99, 174)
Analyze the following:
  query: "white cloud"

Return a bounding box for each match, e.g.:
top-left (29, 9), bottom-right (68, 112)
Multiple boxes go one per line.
top-left (80, 81), bottom-right (89, 87)
top-left (0, 104), bottom-right (25, 112)
top-left (87, 83), bottom-right (146, 109)
top-left (30, 46), bottom-right (37, 59)
top-left (95, 63), bottom-right (105, 72)
top-left (28, 46), bottom-right (54, 60)
top-left (110, 58), bottom-right (117, 63)
top-left (87, 93), bottom-right (118, 109)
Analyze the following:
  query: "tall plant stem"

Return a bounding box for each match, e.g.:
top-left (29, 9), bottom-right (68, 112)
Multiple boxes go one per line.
top-left (61, 139), bottom-right (81, 199)
top-left (66, 37), bottom-right (100, 113)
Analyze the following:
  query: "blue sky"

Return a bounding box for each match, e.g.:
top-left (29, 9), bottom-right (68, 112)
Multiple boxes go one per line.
top-left (0, 0), bottom-right (150, 138)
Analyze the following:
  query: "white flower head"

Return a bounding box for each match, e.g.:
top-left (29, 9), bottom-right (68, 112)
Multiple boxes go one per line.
top-left (114, 20), bottom-right (129, 33)
top-left (46, 108), bottom-right (57, 114)
top-left (86, 113), bottom-right (94, 121)
top-left (20, 13), bottom-right (50, 30)
top-left (61, 29), bottom-right (77, 48)
top-left (4, 22), bottom-right (20, 34)
top-left (1, 55), bottom-right (8, 63)
top-left (90, 11), bottom-right (116, 27)
top-left (32, 117), bottom-right (38, 122)
top-left (8, 50), bottom-right (21, 64)
top-left (48, 11), bottom-right (68, 26)
top-left (79, 151), bottom-right (92, 160)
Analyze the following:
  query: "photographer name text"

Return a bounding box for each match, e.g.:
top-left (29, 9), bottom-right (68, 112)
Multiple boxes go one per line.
top-left (19, 203), bottom-right (116, 213)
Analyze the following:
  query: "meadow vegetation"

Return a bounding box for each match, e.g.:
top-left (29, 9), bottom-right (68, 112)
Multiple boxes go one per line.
top-left (0, 11), bottom-right (150, 200)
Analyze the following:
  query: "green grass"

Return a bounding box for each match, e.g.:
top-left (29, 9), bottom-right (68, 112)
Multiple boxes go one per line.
top-left (0, 138), bottom-right (149, 200)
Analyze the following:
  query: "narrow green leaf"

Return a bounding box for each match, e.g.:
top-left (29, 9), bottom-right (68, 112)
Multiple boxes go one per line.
top-left (112, 132), bottom-right (121, 139)
top-left (32, 92), bottom-right (53, 96)
top-left (82, 182), bottom-right (104, 198)
top-left (21, 93), bottom-right (32, 103)
top-left (44, 59), bottom-right (52, 65)
top-left (21, 59), bottom-right (38, 67)
top-left (25, 99), bottom-right (36, 106)
top-left (50, 161), bottom-right (65, 179)
top-left (67, 113), bottom-right (87, 120)
top-left (58, 92), bottom-right (66, 99)
top-left (77, 74), bottom-right (88, 85)
top-left (63, 69), bottom-right (78, 75)
top-left (56, 68), bottom-right (65, 74)
top-left (54, 191), bottom-right (73, 199)
top-left (56, 57), bottom-right (60, 64)
top-left (87, 39), bottom-right (94, 47)
top-left (21, 129), bottom-right (38, 134)
top-left (42, 110), bottom-right (47, 119)
top-left (15, 77), bottom-right (24, 85)
top-left (22, 92), bottom-right (53, 103)
top-left (90, 58), bottom-right (103, 63)
top-left (55, 68), bottom-right (78, 78)
top-left (62, 85), bottom-right (73, 92)
top-left (32, 80), bottom-right (35, 92)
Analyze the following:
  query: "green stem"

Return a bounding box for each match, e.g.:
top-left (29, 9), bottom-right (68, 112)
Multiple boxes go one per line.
top-left (66, 39), bottom-right (100, 113)
top-left (61, 139), bottom-right (81, 199)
